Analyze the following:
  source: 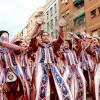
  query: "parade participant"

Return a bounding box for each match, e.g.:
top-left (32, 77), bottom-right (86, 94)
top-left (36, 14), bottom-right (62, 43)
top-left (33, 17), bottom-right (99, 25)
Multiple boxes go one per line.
top-left (85, 37), bottom-right (100, 100)
top-left (14, 38), bottom-right (34, 99)
top-left (81, 34), bottom-right (94, 95)
top-left (0, 30), bottom-right (29, 100)
top-left (76, 33), bottom-right (85, 71)
top-left (61, 32), bottom-right (86, 100)
top-left (30, 17), bottom-right (73, 100)
top-left (77, 33), bottom-right (93, 94)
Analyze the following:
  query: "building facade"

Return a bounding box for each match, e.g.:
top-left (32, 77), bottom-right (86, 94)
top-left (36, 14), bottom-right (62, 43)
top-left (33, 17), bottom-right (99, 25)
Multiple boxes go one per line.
top-left (15, 6), bottom-right (46, 40)
top-left (59, 0), bottom-right (85, 39)
top-left (85, 0), bottom-right (100, 37)
top-left (22, 26), bottom-right (28, 38)
top-left (27, 6), bottom-right (46, 35)
top-left (59, 0), bottom-right (100, 39)
top-left (45, 0), bottom-right (59, 39)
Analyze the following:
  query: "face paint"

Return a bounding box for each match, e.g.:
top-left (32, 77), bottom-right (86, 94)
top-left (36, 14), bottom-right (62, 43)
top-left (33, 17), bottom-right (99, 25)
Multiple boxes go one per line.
top-left (0, 34), bottom-right (9, 42)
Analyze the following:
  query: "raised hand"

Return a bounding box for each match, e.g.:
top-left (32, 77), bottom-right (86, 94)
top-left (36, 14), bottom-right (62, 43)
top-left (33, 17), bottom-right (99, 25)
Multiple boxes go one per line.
top-left (35, 17), bottom-right (43, 25)
top-left (67, 32), bottom-right (73, 36)
top-left (58, 18), bottom-right (66, 27)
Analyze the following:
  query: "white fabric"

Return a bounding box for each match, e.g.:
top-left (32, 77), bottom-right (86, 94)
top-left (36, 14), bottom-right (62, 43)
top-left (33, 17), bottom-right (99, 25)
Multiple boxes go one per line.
top-left (63, 64), bottom-right (86, 100)
top-left (94, 63), bottom-right (100, 100)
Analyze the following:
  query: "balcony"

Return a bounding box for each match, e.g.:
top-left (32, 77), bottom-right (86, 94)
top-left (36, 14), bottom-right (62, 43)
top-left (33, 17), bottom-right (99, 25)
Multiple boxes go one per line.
top-left (74, 23), bottom-right (86, 34)
top-left (73, 0), bottom-right (84, 5)
top-left (73, 7), bottom-right (85, 19)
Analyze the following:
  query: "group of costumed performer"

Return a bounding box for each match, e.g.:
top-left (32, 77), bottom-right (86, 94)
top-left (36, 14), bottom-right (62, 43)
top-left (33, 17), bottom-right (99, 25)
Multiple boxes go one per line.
top-left (0, 17), bottom-right (99, 100)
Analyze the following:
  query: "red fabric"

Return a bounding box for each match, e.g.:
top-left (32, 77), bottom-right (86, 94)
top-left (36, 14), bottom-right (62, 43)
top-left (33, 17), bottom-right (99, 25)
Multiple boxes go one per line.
top-left (8, 93), bottom-right (14, 100)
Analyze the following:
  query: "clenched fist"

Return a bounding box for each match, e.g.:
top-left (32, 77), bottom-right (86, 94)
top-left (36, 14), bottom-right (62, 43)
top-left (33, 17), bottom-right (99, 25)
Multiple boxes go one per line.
top-left (35, 17), bottom-right (43, 25)
top-left (58, 18), bottom-right (66, 27)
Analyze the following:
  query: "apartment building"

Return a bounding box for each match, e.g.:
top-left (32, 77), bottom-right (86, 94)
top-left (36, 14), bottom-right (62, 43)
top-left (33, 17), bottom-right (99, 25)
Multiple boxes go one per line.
top-left (46, 0), bottom-right (59, 38)
top-left (59, 0), bottom-right (100, 39)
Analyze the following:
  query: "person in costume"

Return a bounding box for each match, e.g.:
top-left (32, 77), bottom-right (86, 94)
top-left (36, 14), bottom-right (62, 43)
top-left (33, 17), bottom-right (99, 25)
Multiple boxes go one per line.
top-left (0, 30), bottom-right (29, 100)
top-left (80, 33), bottom-right (95, 97)
top-left (30, 17), bottom-right (73, 100)
top-left (14, 38), bottom-right (34, 99)
top-left (60, 32), bottom-right (86, 100)
top-left (85, 37), bottom-right (100, 100)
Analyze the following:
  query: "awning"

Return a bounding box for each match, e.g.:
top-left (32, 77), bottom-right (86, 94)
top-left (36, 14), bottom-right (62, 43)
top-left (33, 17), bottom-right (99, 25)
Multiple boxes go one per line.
top-left (73, 0), bottom-right (80, 5)
top-left (76, 30), bottom-right (86, 35)
top-left (84, 30), bottom-right (86, 33)
top-left (73, 12), bottom-right (85, 20)
top-left (76, 32), bottom-right (80, 35)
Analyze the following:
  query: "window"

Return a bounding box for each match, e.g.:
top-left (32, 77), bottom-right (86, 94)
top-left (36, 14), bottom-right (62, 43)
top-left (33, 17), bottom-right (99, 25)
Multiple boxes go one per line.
top-left (92, 30), bottom-right (98, 37)
top-left (31, 20), bottom-right (32, 25)
top-left (51, 32), bottom-right (53, 37)
top-left (66, 9), bottom-right (69, 15)
top-left (55, 30), bottom-right (58, 38)
top-left (46, 11), bottom-right (49, 20)
top-left (74, 15), bottom-right (85, 28)
top-left (65, 0), bottom-right (68, 3)
top-left (77, 2), bottom-right (84, 10)
top-left (62, 13), bottom-right (65, 18)
top-left (47, 22), bottom-right (49, 31)
top-left (61, 0), bottom-right (64, 4)
top-left (55, 16), bottom-right (57, 26)
top-left (20, 32), bottom-right (23, 37)
top-left (54, 4), bottom-right (57, 13)
top-left (98, 7), bottom-right (100, 14)
top-left (50, 7), bottom-right (53, 16)
top-left (99, 28), bottom-right (100, 34)
top-left (91, 9), bottom-right (96, 18)
top-left (51, 19), bottom-right (53, 29)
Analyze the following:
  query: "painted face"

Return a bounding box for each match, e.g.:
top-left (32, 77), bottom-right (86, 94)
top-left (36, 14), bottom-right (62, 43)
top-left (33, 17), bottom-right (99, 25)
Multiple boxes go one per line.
top-left (0, 32), bottom-right (9, 42)
top-left (41, 33), bottom-right (49, 43)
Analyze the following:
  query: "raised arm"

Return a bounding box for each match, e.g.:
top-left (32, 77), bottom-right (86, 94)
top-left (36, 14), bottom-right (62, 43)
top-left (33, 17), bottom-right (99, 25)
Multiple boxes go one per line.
top-left (73, 34), bottom-right (82, 55)
top-left (0, 41), bottom-right (24, 51)
top-left (67, 32), bottom-right (82, 56)
top-left (30, 17), bottom-right (42, 52)
top-left (53, 18), bottom-right (65, 51)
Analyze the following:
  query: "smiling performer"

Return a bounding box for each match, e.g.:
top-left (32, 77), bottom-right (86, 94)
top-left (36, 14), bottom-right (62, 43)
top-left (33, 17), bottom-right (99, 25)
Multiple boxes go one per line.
top-left (30, 17), bottom-right (73, 100)
top-left (0, 30), bottom-right (29, 100)
top-left (14, 38), bottom-right (34, 99)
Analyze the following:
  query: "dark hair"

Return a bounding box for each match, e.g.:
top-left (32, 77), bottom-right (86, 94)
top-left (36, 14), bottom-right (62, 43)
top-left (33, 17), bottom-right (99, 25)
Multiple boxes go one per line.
top-left (77, 34), bottom-right (82, 39)
top-left (0, 30), bottom-right (9, 37)
top-left (14, 41), bottom-right (22, 46)
top-left (41, 32), bottom-right (49, 38)
top-left (94, 37), bottom-right (100, 44)
top-left (65, 40), bottom-right (72, 50)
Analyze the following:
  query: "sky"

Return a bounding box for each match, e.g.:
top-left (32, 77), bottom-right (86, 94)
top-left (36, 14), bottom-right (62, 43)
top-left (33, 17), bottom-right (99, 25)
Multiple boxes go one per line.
top-left (0, 0), bottom-right (46, 41)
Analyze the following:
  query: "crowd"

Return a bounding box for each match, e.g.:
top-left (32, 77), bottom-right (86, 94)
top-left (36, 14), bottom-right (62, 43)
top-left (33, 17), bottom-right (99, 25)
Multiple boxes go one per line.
top-left (0, 17), bottom-right (99, 100)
